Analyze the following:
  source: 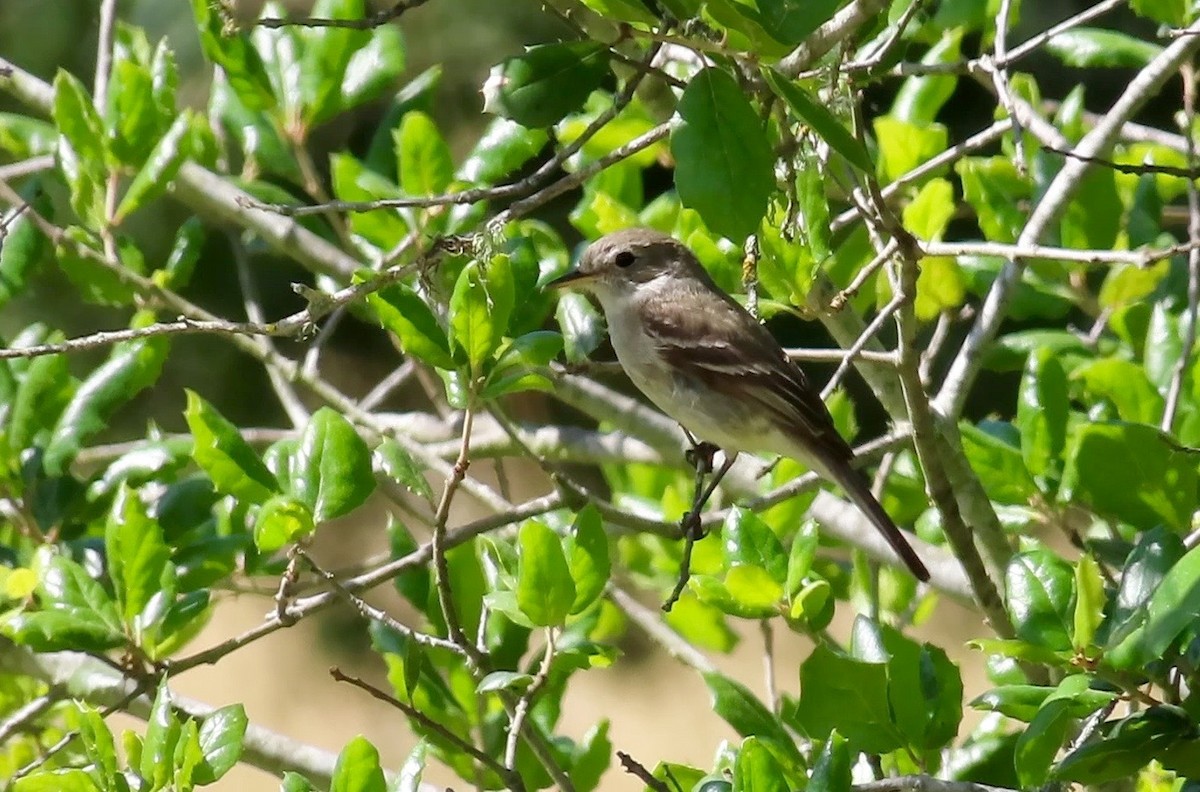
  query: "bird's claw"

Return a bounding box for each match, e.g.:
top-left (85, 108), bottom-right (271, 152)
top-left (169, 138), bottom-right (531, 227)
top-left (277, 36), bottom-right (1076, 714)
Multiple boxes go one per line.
top-left (685, 441), bottom-right (719, 475)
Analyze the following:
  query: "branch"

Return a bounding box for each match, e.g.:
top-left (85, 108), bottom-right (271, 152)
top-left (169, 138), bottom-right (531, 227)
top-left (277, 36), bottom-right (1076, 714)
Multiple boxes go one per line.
top-left (854, 778), bottom-right (1015, 792)
top-left (255, 0), bottom-right (432, 29)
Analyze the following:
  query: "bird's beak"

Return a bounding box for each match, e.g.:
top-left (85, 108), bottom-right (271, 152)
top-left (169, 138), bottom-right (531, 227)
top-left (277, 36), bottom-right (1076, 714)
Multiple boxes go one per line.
top-left (546, 268), bottom-right (594, 290)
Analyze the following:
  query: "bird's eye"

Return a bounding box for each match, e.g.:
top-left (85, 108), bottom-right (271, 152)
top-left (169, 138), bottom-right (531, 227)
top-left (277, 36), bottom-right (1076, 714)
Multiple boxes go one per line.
top-left (614, 250), bottom-right (636, 268)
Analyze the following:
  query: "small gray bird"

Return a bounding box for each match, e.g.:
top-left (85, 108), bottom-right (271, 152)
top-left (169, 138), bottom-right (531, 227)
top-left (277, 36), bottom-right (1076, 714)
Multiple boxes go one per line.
top-left (549, 227), bottom-right (929, 581)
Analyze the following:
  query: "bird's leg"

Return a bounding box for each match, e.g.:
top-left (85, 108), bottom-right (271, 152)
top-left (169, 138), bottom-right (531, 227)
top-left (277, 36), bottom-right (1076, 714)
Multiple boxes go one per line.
top-left (665, 443), bottom-right (738, 613)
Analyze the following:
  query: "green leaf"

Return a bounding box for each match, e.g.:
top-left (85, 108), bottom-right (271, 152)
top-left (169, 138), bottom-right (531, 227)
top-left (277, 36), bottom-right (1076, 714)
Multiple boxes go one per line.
top-left (959, 422), bottom-right (1038, 505)
top-left (1074, 358), bottom-right (1164, 425)
top-left (794, 644), bottom-right (900, 754)
top-left (571, 721), bottom-right (612, 792)
top-left (191, 0), bottom-right (277, 110)
top-left (5, 554), bottom-right (124, 652)
top-left (374, 438), bottom-right (434, 505)
top-left (1144, 302), bottom-right (1183, 391)
top-left (954, 157), bottom-right (1029, 242)
top-left (808, 731), bottom-right (851, 792)
top-left (11, 769), bottom-right (102, 791)
top-left (0, 113), bottom-right (56, 159)
top-left (460, 118), bottom-right (549, 184)
top-left (1005, 550), bottom-right (1075, 652)
top-left (914, 256), bottom-right (965, 320)
top-left (516, 520), bottom-right (575, 626)
top-left (902, 178), bottom-right (955, 242)
top-left (723, 508), bottom-right (787, 584)
top-left (291, 408), bottom-right (375, 523)
top-left (1073, 555), bottom-right (1105, 650)
top-left (724, 565), bottom-right (784, 611)
top-left (300, 0), bottom-right (371, 125)
top-left (1046, 28), bottom-right (1165, 68)
top-left (52, 70), bottom-right (107, 226)
top-left (1014, 675), bottom-right (1091, 788)
top-left (763, 70), bottom-right (872, 173)
top-left (579, 0), bottom-right (659, 23)
top-left (672, 68), bottom-right (775, 241)
top-left (1017, 348), bottom-right (1069, 478)
top-left (397, 741), bottom-right (428, 792)
top-left (705, 671), bottom-right (803, 770)
top-left (1131, 0), bottom-right (1189, 26)
top-left (784, 522), bottom-right (819, 599)
top-left (1103, 527), bottom-right (1182, 653)
top-left (366, 281), bottom-right (454, 369)
top-left (396, 111), bottom-right (453, 197)
top-left (194, 704), bottom-right (247, 784)
top-left (185, 390), bottom-right (279, 504)
top-left (483, 42), bottom-right (612, 128)
top-left (476, 671), bottom-right (535, 693)
top-left (733, 737), bottom-right (789, 792)
top-left (663, 593), bottom-right (738, 652)
top-left (106, 488), bottom-right (170, 624)
top-left (1099, 262), bottom-right (1169, 310)
top-left (157, 217), bottom-right (205, 291)
top-left (0, 194), bottom-right (50, 309)
top-left (565, 505), bottom-right (610, 614)
top-left (331, 735), bottom-right (387, 792)
top-left (341, 23), bottom-right (406, 110)
top-left (450, 260), bottom-right (505, 376)
top-left (891, 30), bottom-right (963, 125)
top-left (115, 111), bottom-right (192, 222)
top-left (874, 117), bottom-right (948, 184)
top-left (1139, 545), bottom-right (1200, 661)
top-left (43, 325), bottom-right (168, 475)
top-left (141, 679), bottom-right (180, 786)
top-left (971, 684), bottom-right (1116, 723)
top-left (1061, 421), bottom-right (1197, 530)
top-left (105, 58), bottom-right (160, 165)
top-left (254, 495), bottom-right (316, 553)
top-left (555, 291), bottom-right (605, 363)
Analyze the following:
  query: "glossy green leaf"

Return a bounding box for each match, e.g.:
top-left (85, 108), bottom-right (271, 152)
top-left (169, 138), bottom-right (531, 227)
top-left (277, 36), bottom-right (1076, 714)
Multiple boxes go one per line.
top-left (959, 422), bottom-right (1038, 505)
top-left (733, 737), bottom-right (789, 792)
top-left (106, 488), bottom-right (170, 624)
top-left (970, 684), bottom-right (1116, 723)
top-left (157, 217), bottom-right (205, 291)
top-left (254, 495), bottom-right (316, 553)
top-left (374, 438), bottom-right (434, 504)
top-left (1144, 303), bottom-right (1182, 392)
top-left (516, 520), bottom-right (575, 626)
top-left (705, 671), bottom-right (803, 770)
top-left (299, 0), bottom-right (370, 124)
top-left (105, 58), bottom-right (160, 165)
top-left (331, 735), bottom-right (387, 792)
top-left (397, 741), bottom-right (427, 792)
top-left (555, 291), bottom-right (605, 363)
top-left (1104, 527), bottom-right (1182, 652)
top-left (185, 390), bottom-right (279, 504)
top-left (566, 505), bottom-right (610, 614)
top-left (291, 408), bottom-right (375, 523)
top-left (1014, 675), bottom-right (1091, 788)
top-left (0, 194), bottom-right (50, 309)
top-left (55, 227), bottom-right (140, 306)
top-left (0, 113), bottom-right (56, 159)
top-left (902, 178), bottom-right (955, 242)
top-left (723, 507), bottom-right (787, 584)
top-left (341, 23), bottom-right (406, 110)
top-left (367, 281), bottom-right (454, 370)
top-left (673, 68), bottom-right (775, 240)
top-left (1046, 28), bottom-right (1164, 68)
top-left (483, 42), bottom-right (612, 128)
top-left (396, 111), bottom-right (453, 197)
top-left (763, 70), bottom-right (872, 173)
top-left (794, 644), bottom-right (900, 754)
top-left (43, 327), bottom-right (167, 476)
top-left (52, 70), bottom-right (107, 226)
top-left (1053, 706), bottom-right (1200, 783)
top-left (193, 704), bottom-right (247, 784)
top-left (1005, 550), bottom-right (1074, 652)
top-left (1139, 545), bottom-right (1200, 661)
top-left (11, 770), bottom-right (103, 791)
top-left (460, 118), bottom-right (548, 183)
top-left (784, 522), bottom-right (818, 599)
top-left (571, 720), bottom-right (612, 792)
top-left (1074, 358), bottom-right (1164, 425)
top-left (691, 574), bottom-right (777, 619)
top-left (1099, 262), bottom-right (1169, 310)
top-left (1061, 421), bottom-right (1197, 530)
top-left (140, 680), bottom-right (180, 787)
top-left (115, 111), bottom-right (192, 222)
top-left (808, 731), bottom-right (850, 792)
top-left (1017, 348), bottom-right (1069, 478)
top-left (450, 260), bottom-right (498, 375)
top-left (915, 256), bottom-right (965, 320)
top-left (5, 554), bottom-right (124, 652)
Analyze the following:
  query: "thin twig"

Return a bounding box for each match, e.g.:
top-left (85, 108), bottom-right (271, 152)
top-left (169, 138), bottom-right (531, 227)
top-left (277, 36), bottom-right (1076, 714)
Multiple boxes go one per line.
top-left (988, 0), bottom-right (1025, 175)
top-left (822, 291), bottom-right (905, 400)
top-left (617, 751), bottom-right (673, 792)
top-left (256, 0), bottom-right (432, 29)
top-left (504, 628), bottom-right (556, 771)
top-left (93, 0), bottom-right (119, 110)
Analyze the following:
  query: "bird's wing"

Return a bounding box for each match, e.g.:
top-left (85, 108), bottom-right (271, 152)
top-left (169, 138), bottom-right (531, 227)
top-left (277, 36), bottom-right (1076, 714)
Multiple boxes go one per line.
top-left (641, 289), bottom-right (853, 463)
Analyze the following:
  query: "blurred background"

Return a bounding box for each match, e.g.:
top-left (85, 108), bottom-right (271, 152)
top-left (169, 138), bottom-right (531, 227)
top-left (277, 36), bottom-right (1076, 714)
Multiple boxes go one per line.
top-left (0, 0), bottom-right (1173, 788)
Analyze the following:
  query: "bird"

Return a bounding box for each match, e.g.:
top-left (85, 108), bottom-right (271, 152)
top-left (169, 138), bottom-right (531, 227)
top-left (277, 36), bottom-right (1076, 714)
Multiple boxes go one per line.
top-left (548, 227), bottom-right (929, 581)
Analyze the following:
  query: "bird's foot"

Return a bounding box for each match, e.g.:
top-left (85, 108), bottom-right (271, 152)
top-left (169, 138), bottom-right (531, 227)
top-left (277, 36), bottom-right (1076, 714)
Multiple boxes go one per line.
top-left (685, 441), bottom-right (719, 475)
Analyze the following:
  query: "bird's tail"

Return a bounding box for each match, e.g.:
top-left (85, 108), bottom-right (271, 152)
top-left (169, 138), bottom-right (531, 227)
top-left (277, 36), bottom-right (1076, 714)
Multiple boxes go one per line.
top-left (825, 460), bottom-right (930, 581)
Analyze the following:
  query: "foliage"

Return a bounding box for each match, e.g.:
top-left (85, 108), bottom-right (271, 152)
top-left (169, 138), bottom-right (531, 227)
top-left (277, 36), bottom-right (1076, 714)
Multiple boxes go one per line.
top-left (2, 0), bottom-right (1200, 790)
